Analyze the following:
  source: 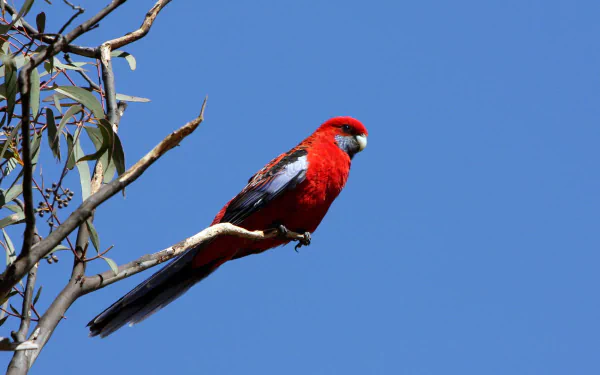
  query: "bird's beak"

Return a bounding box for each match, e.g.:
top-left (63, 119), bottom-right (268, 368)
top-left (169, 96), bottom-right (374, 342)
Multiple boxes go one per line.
top-left (355, 134), bottom-right (367, 152)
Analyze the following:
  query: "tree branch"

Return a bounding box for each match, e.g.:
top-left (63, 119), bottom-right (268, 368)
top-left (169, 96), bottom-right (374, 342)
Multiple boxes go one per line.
top-left (0, 98), bottom-right (207, 307)
top-left (98, 44), bottom-right (117, 126)
top-left (0, 0), bottom-right (129, 303)
top-left (104, 0), bottom-right (172, 50)
top-left (81, 223), bottom-right (306, 294)
top-left (17, 62), bottom-right (37, 267)
top-left (3, 2), bottom-right (108, 58)
top-left (6, 264), bottom-right (38, 374)
top-left (0, 338), bottom-right (37, 352)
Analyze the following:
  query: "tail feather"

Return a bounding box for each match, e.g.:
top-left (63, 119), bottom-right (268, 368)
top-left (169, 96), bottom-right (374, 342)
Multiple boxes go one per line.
top-left (88, 248), bottom-right (220, 338)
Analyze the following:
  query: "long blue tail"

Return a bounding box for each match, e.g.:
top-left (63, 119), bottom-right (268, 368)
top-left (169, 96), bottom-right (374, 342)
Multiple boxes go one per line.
top-left (87, 248), bottom-right (219, 338)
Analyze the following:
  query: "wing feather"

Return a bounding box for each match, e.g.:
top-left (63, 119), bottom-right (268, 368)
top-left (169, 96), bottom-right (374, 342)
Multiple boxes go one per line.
top-left (220, 148), bottom-right (308, 225)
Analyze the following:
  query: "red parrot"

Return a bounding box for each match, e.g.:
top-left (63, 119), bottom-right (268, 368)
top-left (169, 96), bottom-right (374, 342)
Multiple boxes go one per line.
top-left (88, 116), bottom-right (368, 337)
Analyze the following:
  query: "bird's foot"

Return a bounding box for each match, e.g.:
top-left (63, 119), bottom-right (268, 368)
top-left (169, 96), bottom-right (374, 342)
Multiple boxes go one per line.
top-left (294, 232), bottom-right (311, 252)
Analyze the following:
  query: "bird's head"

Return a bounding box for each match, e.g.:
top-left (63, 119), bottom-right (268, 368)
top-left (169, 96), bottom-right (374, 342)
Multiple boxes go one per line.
top-left (316, 117), bottom-right (368, 159)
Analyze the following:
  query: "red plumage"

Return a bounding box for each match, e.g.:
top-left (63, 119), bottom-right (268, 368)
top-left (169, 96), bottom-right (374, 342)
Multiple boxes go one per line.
top-left (88, 116), bottom-right (368, 337)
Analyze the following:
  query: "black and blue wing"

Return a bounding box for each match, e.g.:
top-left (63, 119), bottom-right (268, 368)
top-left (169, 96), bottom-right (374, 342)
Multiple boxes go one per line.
top-left (220, 148), bottom-right (309, 225)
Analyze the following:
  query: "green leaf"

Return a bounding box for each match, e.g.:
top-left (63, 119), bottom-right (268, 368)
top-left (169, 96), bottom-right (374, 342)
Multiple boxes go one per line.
top-left (52, 58), bottom-right (87, 72)
top-left (2, 55), bottom-right (17, 125)
top-left (103, 159), bottom-right (116, 183)
top-left (53, 94), bottom-right (62, 113)
top-left (83, 126), bottom-right (104, 150)
top-left (47, 244), bottom-right (69, 256)
top-left (97, 119), bottom-right (115, 167)
top-left (113, 133), bottom-right (126, 176)
top-left (0, 212), bottom-right (25, 229)
top-left (30, 66), bottom-right (40, 117)
top-left (66, 133), bottom-right (75, 170)
top-left (4, 184), bottom-right (22, 203)
top-left (9, 303), bottom-right (20, 316)
top-left (0, 0), bottom-right (35, 34)
top-left (56, 105), bottom-right (82, 146)
top-left (3, 229), bottom-right (16, 265)
top-left (115, 93), bottom-right (150, 103)
top-left (36, 12), bottom-right (46, 34)
top-left (9, 0), bottom-right (34, 27)
top-left (46, 108), bottom-right (60, 161)
top-left (0, 54), bottom-right (26, 79)
top-left (86, 219), bottom-right (100, 252)
top-left (30, 130), bottom-right (42, 167)
top-left (103, 257), bottom-right (118, 276)
top-left (4, 204), bottom-right (22, 213)
top-left (33, 286), bottom-right (42, 305)
top-left (79, 125), bottom-right (110, 162)
top-left (111, 51), bottom-right (136, 70)
top-left (74, 139), bottom-right (91, 201)
top-left (0, 316), bottom-right (8, 327)
top-left (54, 87), bottom-right (104, 119)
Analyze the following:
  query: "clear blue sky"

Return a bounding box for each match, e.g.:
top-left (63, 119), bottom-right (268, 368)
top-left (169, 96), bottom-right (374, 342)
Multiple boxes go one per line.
top-left (8, 0), bottom-right (600, 374)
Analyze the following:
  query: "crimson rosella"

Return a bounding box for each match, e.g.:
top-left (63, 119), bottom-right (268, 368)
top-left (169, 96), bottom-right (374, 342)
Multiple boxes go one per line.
top-left (88, 116), bottom-right (368, 337)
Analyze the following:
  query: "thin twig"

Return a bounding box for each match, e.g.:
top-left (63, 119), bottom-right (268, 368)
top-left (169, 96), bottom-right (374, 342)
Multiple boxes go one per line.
top-left (104, 0), bottom-right (172, 50)
top-left (57, 1), bottom-right (85, 34)
top-left (2, 3), bottom-right (96, 58)
top-left (63, 54), bottom-right (101, 92)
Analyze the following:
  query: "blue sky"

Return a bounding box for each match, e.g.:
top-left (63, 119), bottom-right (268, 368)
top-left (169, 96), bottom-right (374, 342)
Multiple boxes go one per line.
top-left (4, 0), bottom-right (600, 374)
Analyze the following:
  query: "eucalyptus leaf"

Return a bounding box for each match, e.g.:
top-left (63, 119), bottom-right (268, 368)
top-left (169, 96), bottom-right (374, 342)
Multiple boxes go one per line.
top-left (86, 219), bottom-right (100, 252)
top-left (30, 66), bottom-right (40, 117)
top-left (103, 257), bottom-right (119, 276)
top-left (46, 108), bottom-right (60, 161)
top-left (0, 212), bottom-right (24, 230)
top-left (54, 87), bottom-right (104, 119)
top-left (113, 133), bottom-right (126, 176)
top-left (36, 12), bottom-right (46, 34)
top-left (56, 105), bottom-right (82, 146)
top-left (33, 286), bottom-right (42, 305)
top-left (4, 204), bottom-right (22, 213)
top-left (111, 51), bottom-right (136, 70)
top-left (73, 128), bottom-right (91, 200)
top-left (115, 93), bottom-right (150, 103)
top-left (66, 133), bottom-right (75, 170)
top-left (79, 125), bottom-right (111, 162)
top-left (2, 56), bottom-right (17, 125)
top-left (53, 94), bottom-right (62, 113)
top-left (4, 184), bottom-right (22, 203)
top-left (3, 229), bottom-right (16, 265)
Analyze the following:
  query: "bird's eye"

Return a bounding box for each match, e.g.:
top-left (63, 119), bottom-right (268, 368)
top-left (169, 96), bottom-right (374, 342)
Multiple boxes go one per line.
top-left (341, 124), bottom-right (352, 133)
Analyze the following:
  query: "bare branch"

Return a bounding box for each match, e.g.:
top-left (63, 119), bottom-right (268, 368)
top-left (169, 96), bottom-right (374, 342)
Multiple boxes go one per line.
top-left (104, 0), bottom-right (172, 50)
top-left (6, 264), bottom-right (38, 374)
top-left (17, 68), bottom-right (37, 267)
top-left (57, 1), bottom-right (85, 35)
top-left (0, 98), bottom-right (207, 303)
top-left (81, 223), bottom-right (305, 293)
top-left (99, 43), bottom-right (117, 126)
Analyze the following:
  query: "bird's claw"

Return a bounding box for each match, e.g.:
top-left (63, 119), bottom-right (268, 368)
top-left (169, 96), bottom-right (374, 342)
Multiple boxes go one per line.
top-left (294, 232), bottom-right (311, 252)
